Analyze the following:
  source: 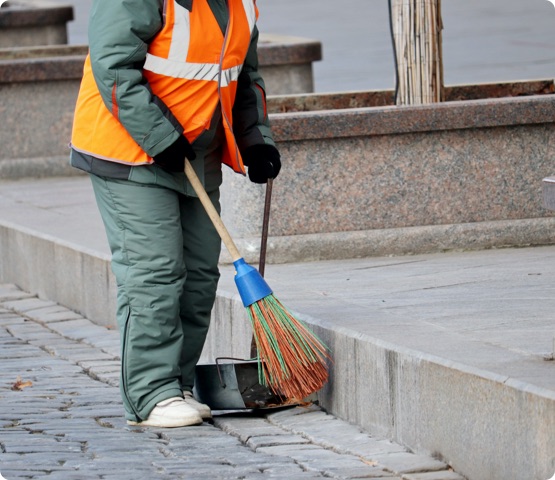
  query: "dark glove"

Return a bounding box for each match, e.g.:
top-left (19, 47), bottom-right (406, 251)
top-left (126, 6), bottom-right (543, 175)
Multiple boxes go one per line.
top-left (153, 135), bottom-right (196, 172)
top-left (241, 144), bottom-right (281, 184)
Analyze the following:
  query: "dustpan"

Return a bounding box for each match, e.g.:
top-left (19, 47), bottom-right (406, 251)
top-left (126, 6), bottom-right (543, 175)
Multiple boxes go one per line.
top-left (194, 358), bottom-right (282, 410)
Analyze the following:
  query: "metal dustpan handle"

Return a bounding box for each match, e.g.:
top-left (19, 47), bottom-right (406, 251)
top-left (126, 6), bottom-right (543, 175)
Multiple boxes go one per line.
top-left (251, 178), bottom-right (273, 357)
top-left (215, 357), bottom-right (257, 388)
top-left (258, 178), bottom-right (273, 277)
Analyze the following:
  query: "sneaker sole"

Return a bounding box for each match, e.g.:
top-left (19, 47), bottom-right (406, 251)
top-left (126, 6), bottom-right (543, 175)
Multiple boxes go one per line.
top-left (127, 415), bottom-right (203, 428)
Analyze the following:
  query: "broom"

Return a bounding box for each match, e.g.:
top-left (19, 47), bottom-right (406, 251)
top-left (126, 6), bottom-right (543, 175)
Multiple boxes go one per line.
top-left (184, 159), bottom-right (330, 400)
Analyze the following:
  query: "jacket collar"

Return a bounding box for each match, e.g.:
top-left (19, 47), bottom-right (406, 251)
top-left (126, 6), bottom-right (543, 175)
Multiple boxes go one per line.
top-left (175, 0), bottom-right (192, 11)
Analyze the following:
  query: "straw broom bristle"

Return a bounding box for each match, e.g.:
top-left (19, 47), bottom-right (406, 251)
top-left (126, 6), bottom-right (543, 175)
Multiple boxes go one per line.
top-left (246, 293), bottom-right (330, 400)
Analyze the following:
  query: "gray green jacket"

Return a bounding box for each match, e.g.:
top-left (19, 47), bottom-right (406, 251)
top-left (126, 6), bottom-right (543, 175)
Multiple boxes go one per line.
top-left (70, 0), bottom-right (275, 180)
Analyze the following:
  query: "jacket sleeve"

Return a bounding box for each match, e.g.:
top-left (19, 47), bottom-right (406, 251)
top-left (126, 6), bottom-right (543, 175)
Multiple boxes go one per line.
top-left (232, 26), bottom-right (276, 152)
top-left (87, 0), bottom-right (181, 157)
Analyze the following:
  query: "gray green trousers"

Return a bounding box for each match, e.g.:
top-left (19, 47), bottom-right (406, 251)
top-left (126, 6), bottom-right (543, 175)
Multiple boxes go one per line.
top-left (90, 169), bottom-right (221, 422)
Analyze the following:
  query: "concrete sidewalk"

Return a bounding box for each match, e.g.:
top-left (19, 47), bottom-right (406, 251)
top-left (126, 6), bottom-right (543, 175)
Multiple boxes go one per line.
top-left (0, 175), bottom-right (554, 480)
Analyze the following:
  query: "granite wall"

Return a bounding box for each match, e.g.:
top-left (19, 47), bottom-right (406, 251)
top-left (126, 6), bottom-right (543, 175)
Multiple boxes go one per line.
top-left (0, 0), bottom-right (73, 48)
top-left (221, 87), bottom-right (555, 262)
top-left (0, 35), bottom-right (321, 176)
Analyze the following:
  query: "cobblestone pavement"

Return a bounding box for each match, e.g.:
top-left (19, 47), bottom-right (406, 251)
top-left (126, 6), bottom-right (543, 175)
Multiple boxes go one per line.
top-left (0, 284), bottom-right (464, 480)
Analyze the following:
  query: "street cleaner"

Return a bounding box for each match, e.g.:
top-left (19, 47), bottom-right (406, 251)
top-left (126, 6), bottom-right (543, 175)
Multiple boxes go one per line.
top-left (69, 0), bottom-right (281, 427)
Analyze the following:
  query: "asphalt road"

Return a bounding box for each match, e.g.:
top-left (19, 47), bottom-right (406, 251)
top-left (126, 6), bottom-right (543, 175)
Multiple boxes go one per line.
top-left (64, 0), bottom-right (555, 92)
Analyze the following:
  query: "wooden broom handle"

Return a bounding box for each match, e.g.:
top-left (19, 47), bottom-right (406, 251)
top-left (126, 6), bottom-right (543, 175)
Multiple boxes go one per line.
top-left (184, 159), bottom-right (242, 262)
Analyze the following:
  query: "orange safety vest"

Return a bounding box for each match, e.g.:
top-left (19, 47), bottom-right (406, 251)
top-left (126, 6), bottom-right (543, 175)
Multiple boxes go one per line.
top-left (71, 0), bottom-right (258, 174)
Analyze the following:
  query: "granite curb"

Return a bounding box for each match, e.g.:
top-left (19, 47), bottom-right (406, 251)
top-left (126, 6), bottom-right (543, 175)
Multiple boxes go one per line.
top-left (0, 284), bottom-right (464, 479)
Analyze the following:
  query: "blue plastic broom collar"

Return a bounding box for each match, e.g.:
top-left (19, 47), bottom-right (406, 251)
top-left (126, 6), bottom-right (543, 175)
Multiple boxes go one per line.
top-left (233, 258), bottom-right (273, 307)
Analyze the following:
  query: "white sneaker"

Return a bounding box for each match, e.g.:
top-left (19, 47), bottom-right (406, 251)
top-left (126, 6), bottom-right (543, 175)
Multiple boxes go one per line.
top-left (127, 396), bottom-right (203, 428)
top-left (183, 391), bottom-right (212, 419)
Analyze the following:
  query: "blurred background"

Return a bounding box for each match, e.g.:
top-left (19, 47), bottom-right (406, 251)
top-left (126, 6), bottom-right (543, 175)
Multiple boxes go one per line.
top-left (66, 0), bottom-right (555, 93)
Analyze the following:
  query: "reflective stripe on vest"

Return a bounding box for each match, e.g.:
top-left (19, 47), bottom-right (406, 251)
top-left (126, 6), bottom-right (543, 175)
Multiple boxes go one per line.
top-left (143, 55), bottom-right (242, 87)
top-left (71, 0), bottom-right (258, 173)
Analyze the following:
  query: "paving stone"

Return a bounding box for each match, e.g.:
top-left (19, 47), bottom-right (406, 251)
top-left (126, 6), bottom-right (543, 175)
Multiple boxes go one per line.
top-left (73, 358), bottom-right (119, 380)
top-left (27, 332), bottom-right (71, 346)
top-left (3, 297), bottom-right (58, 313)
top-left (1, 348), bottom-right (51, 360)
top-left (268, 403), bottom-right (322, 419)
top-left (214, 417), bottom-right (294, 443)
top-left (23, 303), bottom-right (80, 319)
top-left (268, 410), bottom-right (407, 458)
top-left (0, 469), bottom-right (64, 478)
top-left (46, 318), bottom-right (106, 340)
top-left (323, 466), bottom-right (397, 478)
top-left (371, 452), bottom-right (448, 475)
top-left (258, 443), bottom-right (355, 463)
top-left (66, 406), bottom-right (126, 418)
top-left (0, 315), bottom-right (27, 325)
top-left (303, 455), bottom-right (394, 475)
top-left (228, 474), bottom-right (324, 480)
top-left (0, 284), bottom-right (35, 301)
top-left (246, 433), bottom-right (311, 449)
top-left (402, 470), bottom-right (467, 480)
top-left (6, 321), bottom-right (51, 338)
top-left (87, 373), bottom-right (119, 387)
top-left (32, 309), bottom-right (85, 323)
top-left (363, 478), bottom-right (402, 480)
top-left (82, 335), bottom-right (120, 352)
top-left (77, 359), bottom-right (120, 372)
top-left (42, 474), bottom-right (104, 480)
top-left (100, 476), bottom-right (159, 480)
top-left (5, 443), bottom-right (85, 454)
top-left (41, 342), bottom-right (106, 358)
top-left (269, 413), bottom-right (407, 458)
top-left (269, 407), bottom-right (331, 424)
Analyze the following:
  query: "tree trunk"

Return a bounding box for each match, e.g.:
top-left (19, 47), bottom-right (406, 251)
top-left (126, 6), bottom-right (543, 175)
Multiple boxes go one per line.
top-left (389, 0), bottom-right (444, 105)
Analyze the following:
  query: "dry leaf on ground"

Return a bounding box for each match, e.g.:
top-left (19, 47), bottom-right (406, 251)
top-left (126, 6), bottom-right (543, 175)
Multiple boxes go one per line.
top-left (11, 376), bottom-right (33, 391)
